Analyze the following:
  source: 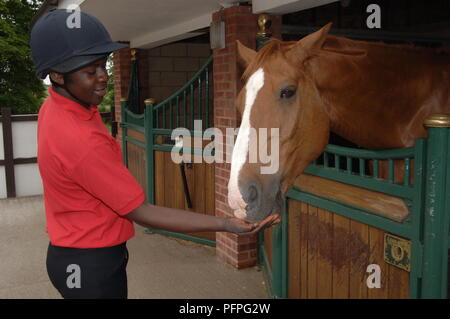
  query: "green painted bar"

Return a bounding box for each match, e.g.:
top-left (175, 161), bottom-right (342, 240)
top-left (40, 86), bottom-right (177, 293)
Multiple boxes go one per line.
top-left (257, 36), bottom-right (271, 50)
top-left (281, 202), bottom-right (288, 299)
top-left (407, 139), bottom-right (426, 298)
top-left (271, 223), bottom-right (282, 298)
top-left (304, 165), bottom-right (415, 199)
top-left (388, 159), bottom-right (394, 183)
top-left (125, 111), bottom-right (145, 127)
top-left (374, 159), bottom-right (379, 178)
top-left (335, 154), bottom-right (340, 172)
top-left (124, 137), bottom-right (146, 149)
top-left (404, 158), bottom-right (411, 186)
top-left (121, 122), bottom-right (145, 133)
top-left (359, 158), bottom-right (365, 176)
top-left (325, 144), bottom-right (415, 159)
top-left (145, 101), bottom-right (155, 204)
top-left (421, 125), bottom-right (450, 298)
top-left (324, 152), bottom-right (329, 168)
top-left (347, 156), bottom-right (352, 174)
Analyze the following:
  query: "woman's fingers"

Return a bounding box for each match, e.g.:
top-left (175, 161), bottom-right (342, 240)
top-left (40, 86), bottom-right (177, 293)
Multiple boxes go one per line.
top-left (240, 214), bottom-right (281, 236)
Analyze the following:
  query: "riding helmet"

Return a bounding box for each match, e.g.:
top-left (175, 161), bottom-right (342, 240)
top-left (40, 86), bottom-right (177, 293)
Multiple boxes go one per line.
top-left (30, 8), bottom-right (127, 79)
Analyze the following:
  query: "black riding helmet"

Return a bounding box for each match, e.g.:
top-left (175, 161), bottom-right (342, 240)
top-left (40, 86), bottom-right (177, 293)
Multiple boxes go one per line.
top-left (30, 8), bottom-right (127, 79)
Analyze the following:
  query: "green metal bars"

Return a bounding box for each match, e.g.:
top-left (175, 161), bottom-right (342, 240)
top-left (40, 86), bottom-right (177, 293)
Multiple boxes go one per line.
top-left (153, 56), bottom-right (213, 131)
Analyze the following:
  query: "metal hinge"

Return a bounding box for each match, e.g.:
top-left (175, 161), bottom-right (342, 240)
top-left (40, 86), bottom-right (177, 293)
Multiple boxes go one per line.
top-left (384, 233), bottom-right (411, 272)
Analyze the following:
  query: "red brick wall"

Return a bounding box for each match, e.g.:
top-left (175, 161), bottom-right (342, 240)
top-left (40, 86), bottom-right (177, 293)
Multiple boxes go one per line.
top-left (212, 6), bottom-right (281, 268)
top-left (113, 46), bottom-right (131, 144)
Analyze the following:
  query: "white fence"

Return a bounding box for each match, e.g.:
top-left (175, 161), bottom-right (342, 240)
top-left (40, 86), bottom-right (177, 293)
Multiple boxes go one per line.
top-left (0, 109), bottom-right (43, 199)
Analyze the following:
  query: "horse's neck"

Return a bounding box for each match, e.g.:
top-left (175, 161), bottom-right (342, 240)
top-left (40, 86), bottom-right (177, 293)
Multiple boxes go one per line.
top-left (312, 38), bottom-right (449, 149)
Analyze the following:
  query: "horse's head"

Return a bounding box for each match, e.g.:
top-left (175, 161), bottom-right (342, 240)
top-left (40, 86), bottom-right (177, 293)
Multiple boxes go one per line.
top-left (228, 24), bottom-right (333, 222)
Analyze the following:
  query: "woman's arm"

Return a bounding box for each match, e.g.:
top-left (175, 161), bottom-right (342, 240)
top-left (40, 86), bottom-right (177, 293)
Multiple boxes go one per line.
top-left (125, 203), bottom-right (279, 235)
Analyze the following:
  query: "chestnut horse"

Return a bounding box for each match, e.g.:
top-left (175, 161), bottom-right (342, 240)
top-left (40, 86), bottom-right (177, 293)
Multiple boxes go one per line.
top-left (228, 23), bottom-right (450, 222)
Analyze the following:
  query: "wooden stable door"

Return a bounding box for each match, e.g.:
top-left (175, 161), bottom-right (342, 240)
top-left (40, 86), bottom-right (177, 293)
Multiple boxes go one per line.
top-left (287, 200), bottom-right (410, 299)
top-left (154, 150), bottom-right (215, 241)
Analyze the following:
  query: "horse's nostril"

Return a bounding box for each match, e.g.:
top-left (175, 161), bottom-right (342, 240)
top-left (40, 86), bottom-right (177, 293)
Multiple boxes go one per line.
top-left (248, 185), bottom-right (258, 202)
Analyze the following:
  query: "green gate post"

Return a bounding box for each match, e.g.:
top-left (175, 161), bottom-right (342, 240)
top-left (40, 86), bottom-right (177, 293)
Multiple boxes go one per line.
top-left (144, 98), bottom-right (156, 204)
top-left (256, 13), bottom-right (272, 50)
top-left (120, 98), bottom-right (128, 165)
top-left (422, 114), bottom-right (450, 299)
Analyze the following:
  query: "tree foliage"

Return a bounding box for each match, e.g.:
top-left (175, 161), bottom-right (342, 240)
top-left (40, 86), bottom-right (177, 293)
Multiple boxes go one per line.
top-left (0, 0), bottom-right (46, 114)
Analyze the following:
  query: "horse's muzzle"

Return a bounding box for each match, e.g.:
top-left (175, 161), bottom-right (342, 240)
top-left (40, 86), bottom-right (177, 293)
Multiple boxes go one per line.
top-left (235, 176), bottom-right (283, 222)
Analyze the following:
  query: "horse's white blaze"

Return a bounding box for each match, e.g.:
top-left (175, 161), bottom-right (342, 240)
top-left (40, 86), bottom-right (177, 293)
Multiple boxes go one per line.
top-left (228, 68), bottom-right (265, 216)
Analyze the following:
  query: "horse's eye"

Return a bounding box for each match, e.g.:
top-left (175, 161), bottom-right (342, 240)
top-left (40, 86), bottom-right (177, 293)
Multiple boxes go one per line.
top-left (280, 88), bottom-right (296, 99)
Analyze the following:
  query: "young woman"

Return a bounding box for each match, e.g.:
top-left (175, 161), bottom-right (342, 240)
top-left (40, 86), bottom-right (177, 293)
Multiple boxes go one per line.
top-left (30, 9), bottom-right (279, 299)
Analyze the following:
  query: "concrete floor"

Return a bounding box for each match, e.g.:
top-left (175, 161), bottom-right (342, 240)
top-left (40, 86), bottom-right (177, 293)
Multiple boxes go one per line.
top-left (0, 195), bottom-right (269, 299)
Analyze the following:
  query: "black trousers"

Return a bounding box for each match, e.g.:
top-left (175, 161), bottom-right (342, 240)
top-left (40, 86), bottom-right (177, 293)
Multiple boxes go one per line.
top-left (46, 242), bottom-right (129, 299)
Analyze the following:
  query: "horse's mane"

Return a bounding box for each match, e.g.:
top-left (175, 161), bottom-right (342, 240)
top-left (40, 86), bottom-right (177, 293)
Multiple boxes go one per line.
top-left (242, 35), bottom-right (450, 82)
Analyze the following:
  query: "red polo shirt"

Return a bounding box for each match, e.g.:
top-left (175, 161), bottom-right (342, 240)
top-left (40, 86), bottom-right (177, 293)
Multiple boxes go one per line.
top-left (37, 87), bottom-right (145, 248)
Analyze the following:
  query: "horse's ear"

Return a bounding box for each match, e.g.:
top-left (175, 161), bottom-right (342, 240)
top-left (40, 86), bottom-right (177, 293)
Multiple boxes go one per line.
top-left (236, 40), bottom-right (257, 69)
top-left (287, 23), bottom-right (332, 63)
top-left (300, 23), bottom-right (332, 51)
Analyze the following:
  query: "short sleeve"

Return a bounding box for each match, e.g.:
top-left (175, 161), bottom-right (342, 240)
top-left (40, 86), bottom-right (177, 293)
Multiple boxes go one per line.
top-left (69, 138), bottom-right (145, 216)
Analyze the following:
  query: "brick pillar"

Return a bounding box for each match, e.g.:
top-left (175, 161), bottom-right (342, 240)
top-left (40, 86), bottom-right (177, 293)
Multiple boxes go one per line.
top-left (113, 46), bottom-right (131, 144)
top-left (137, 49), bottom-right (149, 113)
top-left (212, 5), bottom-right (281, 269)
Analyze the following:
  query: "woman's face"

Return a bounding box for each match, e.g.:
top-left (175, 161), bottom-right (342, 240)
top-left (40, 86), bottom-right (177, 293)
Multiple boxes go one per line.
top-left (52, 57), bottom-right (109, 107)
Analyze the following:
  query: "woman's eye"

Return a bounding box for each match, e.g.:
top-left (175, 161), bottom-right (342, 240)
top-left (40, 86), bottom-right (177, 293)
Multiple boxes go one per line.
top-left (280, 88), bottom-right (296, 99)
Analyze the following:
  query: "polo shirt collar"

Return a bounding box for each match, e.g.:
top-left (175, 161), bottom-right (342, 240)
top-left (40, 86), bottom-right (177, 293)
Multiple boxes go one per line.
top-left (48, 87), bottom-right (98, 121)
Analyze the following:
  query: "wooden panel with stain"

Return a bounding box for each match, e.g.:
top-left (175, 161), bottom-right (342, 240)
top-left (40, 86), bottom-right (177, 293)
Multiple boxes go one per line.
top-left (287, 201), bottom-right (410, 299)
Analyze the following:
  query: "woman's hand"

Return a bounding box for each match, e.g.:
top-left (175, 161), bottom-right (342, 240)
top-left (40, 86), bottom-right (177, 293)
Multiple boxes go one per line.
top-left (223, 214), bottom-right (281, 236)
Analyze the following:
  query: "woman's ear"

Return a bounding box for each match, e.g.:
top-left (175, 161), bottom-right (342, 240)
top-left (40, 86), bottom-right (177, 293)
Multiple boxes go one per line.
top-left (49, 72), bottom-right (65, 86)
top-left (236, 40), bottom-right (257, 69)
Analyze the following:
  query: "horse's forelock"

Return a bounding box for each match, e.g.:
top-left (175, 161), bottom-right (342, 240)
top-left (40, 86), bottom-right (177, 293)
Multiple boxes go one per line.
top-left (242, 39), bottom-right (295, 82)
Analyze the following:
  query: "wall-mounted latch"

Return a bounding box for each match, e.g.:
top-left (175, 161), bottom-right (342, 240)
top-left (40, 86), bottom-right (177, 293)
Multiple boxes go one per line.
top-left (384, 233), bottom-right (411, 272)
